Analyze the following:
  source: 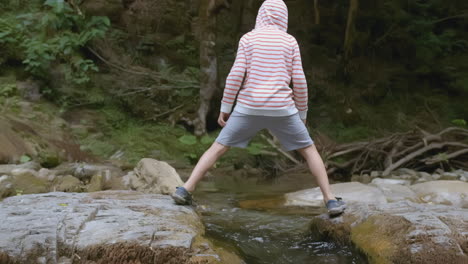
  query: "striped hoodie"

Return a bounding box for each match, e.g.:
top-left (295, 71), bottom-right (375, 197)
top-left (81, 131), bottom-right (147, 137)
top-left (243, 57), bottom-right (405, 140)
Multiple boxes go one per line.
top-left (220, 0), bottom-right (308, 120)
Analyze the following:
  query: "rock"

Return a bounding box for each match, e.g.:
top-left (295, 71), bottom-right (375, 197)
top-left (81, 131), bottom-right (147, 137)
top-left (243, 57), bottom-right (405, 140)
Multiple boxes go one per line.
top-left (440, 172), bottom-right (459, 181)
top-left (350, 174), bottom-right (371, 184)
top-left (284, 182), bottom-right (387, 207)
top-left (0, 162), bottom-right (41, 175)
top-left (370, 171), bottom-right (380, 178)
top-left (371, 178), bottom-right (411, 186)
top-left (10, 168), bottom-right (38, 178)
top-left (87, 173), bottom-right (104, 192)
top-left (431, 173), bottom-right (441, 180)
top-left (53, 162), bottom-right (123, 182)
top-left (37, 168), bottom-right (57, 182)
top-left (16, 79), bottom-right (41, 101)
top-left (11, 170), bottom-right (49, 195)
top-left (0, 175), bottom-right (15, 198)
top-left (370, 183), bottom-right (419, 203)
top-left (131, 158), bottom-right (184, 195)
top-left (0, 191), bottom-right (240, 263)
top-left (418, 171), bottom-right (432, 179)
top-left (414, 172), bottom-right (434, 184)
top-left (410, 180), bottom-right (468, 208)
top-left (309, 201), bottom-right (468, 264)
top-left (52, 175), bottom-right (83, 192)
top-left (396, 168), bottom-right (418, 177)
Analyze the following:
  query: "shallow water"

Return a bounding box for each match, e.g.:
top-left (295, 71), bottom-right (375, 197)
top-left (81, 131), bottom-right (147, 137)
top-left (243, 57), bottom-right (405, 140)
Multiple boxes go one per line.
top-left (193, 172), bottom-right (367, 264)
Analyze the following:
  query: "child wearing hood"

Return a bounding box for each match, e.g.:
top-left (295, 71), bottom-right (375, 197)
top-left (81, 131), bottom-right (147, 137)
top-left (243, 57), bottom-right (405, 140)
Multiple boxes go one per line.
top-left (172, 0), bottom-right (346, 215)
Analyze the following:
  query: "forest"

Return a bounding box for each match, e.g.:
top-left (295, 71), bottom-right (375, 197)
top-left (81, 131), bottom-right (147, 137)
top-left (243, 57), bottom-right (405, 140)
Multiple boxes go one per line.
top-left (1, 1), bottom-right (468, 263)
top-left (1, 0), bottom-right (467, 176)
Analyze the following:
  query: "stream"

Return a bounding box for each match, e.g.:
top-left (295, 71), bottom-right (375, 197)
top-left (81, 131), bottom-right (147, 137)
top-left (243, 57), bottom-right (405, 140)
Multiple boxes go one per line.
top-left (193, 171), bottom-right (367, 264)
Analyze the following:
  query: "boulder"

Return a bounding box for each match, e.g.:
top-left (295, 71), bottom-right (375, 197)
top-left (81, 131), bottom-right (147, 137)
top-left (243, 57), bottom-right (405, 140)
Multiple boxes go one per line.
top-left (371, 178), bottom-right (411, 186)
top-left (87, 173), bottom-right (104, 192)
top-left (284, 182), bottom-right (387, 207)
top-left (370, 183), bottom-right (419, 203)
top-left (11, 168), bottom-right (38, 178)
top-left (11, 170), bottom-right (49, 195)
top-left (0, 162), bottom-right (41, 175)
top-left (52, 162), bottom-right (123, 182)
top-left (350, 174), bottom-right (371, 184)
top-left (310, 201), bottom-right (468, 264)
top-left (0, 191), bottom-right (240, 263)
top-left (52, 175), bottom-right (83, 192)
top-left (130, 158), bottom-right (184, 195)
top-left (0, 175), bottom-right (14, 199)
top-left (37, 168), bottom-right (57, 182)
top-left (410, 180), bottom-right (468, 208)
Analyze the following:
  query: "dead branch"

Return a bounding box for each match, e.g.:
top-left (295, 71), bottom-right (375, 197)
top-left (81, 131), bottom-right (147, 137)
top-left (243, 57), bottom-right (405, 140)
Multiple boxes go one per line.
top-left (423, 148), bottom-right (468, 165)
top-left (382, 142), bottom-right (468, 176)
top-left (260, 134), bottom-right (300, 165)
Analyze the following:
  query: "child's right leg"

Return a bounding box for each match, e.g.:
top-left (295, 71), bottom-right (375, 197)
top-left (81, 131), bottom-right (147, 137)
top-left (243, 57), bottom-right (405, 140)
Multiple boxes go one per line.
top-left (171, 142), bottom-right (229, 205)
top-left (183, 142), bottom-right (230, 192)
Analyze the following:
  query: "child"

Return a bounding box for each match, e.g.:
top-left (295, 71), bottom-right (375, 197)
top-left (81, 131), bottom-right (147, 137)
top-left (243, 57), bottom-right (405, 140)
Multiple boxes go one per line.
top-left (172, 0), bottom-right (346, 215)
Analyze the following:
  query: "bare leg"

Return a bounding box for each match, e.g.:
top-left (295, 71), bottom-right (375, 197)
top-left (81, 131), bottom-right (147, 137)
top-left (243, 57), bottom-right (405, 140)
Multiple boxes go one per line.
top-left (297, 144), bottom-right (335, 202)
top-left (183, 142), bottom-right (230, 192)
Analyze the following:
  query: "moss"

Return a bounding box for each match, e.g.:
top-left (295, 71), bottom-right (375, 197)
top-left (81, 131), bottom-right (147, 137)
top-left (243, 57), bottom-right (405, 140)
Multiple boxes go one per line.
top-left (0, 251), bottom-right (19, 264)
top-left (12, 173), bottom-right (49, 194)
top-left (87, 173), bottom-right (103, 192)
top-left (54, 175), bottom-right (83, 192)
top-left (350, 215), bottom-right (412, 264)
top-left (74, 242), bottom-right (196, 264)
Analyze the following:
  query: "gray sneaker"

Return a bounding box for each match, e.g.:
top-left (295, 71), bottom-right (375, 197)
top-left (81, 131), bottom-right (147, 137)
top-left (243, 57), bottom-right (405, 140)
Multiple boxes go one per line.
top-left (326, 197), bottom-right (346, 216)
top-left (171, 187), bottom-right (193, 205)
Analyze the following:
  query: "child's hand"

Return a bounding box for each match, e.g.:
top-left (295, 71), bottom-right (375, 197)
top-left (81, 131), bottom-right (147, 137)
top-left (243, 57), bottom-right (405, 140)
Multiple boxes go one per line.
top-left (218, 112), bottom-right (230, 127)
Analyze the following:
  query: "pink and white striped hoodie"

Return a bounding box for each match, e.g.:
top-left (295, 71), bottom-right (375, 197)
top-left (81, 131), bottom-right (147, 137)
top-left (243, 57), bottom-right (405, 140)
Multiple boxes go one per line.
top-left (220, 0), bottom-right (308, 120)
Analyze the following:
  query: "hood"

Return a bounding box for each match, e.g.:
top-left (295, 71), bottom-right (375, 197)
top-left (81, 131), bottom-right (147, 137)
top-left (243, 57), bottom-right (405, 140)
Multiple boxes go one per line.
top-left (255, 0), bottom-right (288, 32)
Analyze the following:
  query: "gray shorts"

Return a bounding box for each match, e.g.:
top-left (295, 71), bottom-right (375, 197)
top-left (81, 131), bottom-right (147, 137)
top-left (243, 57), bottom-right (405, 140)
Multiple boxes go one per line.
top-left (215, 111), bottom-right (314, 151)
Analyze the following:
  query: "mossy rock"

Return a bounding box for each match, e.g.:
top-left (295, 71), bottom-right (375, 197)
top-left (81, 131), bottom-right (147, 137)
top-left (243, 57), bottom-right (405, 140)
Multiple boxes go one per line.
top-left (12, 173), bottom-right (49, 195)
top-left (87, 174), bottom-right (103, 192)
top-left (38, 151), bottom-right (62, 168)
top-left (351, 214), bottom-right (412, 264)
top-left (53, 175), bottom-right (83, 192)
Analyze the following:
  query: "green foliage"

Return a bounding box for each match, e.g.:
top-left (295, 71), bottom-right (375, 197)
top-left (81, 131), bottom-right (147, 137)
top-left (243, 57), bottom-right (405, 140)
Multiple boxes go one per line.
top-left (247, 143), bottom-right (266, 156)
top-left (19, 155), bottom-right (31, 163)
top-left (451, 119), bottom-right (467, 127)
top-left (178, 135), bottom-right (197, 145)
top-left (0, 83), bottom-right (17, 97)
top-left (0, 0), bottom-right (110, 84)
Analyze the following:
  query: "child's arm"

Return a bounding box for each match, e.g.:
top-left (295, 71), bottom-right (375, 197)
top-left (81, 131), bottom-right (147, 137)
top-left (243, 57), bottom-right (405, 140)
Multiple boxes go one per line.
top-left (220, 39), bottom-right (247, 114)
top-left (292, 41), bottom-right (308, 121)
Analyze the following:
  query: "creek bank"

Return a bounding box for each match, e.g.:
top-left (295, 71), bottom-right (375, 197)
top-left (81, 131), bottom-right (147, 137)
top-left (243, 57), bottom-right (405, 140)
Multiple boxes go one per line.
top-left (0, 190), bottom-right (241, 264)
top-left (240, 179), bottom-right (468, 264)
top-left (0, 158), bottom-right (185, 199)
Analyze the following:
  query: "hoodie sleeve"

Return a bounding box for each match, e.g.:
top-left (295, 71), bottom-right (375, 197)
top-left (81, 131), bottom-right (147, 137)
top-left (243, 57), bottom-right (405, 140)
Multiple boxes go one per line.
top-left (291, 40), bottom-right (308, 120)
top-left (220, 38), bottom-right (247, 114)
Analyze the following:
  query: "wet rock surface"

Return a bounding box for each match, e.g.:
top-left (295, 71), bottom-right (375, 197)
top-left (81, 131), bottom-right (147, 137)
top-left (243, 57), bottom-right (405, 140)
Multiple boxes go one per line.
top-left (0, 190), bottom-right (241, 264)
top-left (310, 201), bottom-right (468, 264)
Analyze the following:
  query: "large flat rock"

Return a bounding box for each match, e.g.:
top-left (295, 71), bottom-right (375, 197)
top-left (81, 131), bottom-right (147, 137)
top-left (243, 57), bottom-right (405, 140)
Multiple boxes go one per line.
top-left (284, 182), bottom-right (387, 207)
top-left (410, 180), bottom-right (468, 208)
top-left (0, 191), bottom-right (241, 264)
top-left (310, 201), bottom-right (468, 264)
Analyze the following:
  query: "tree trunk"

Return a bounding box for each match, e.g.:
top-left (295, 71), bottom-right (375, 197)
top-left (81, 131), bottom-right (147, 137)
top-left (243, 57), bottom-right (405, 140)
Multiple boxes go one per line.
top-left (194, 0), bottom-right (219, 136)
top-left (344, 0), bottom-right (358, 61)
top-left (314, 0), bottom-right (320, 25)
